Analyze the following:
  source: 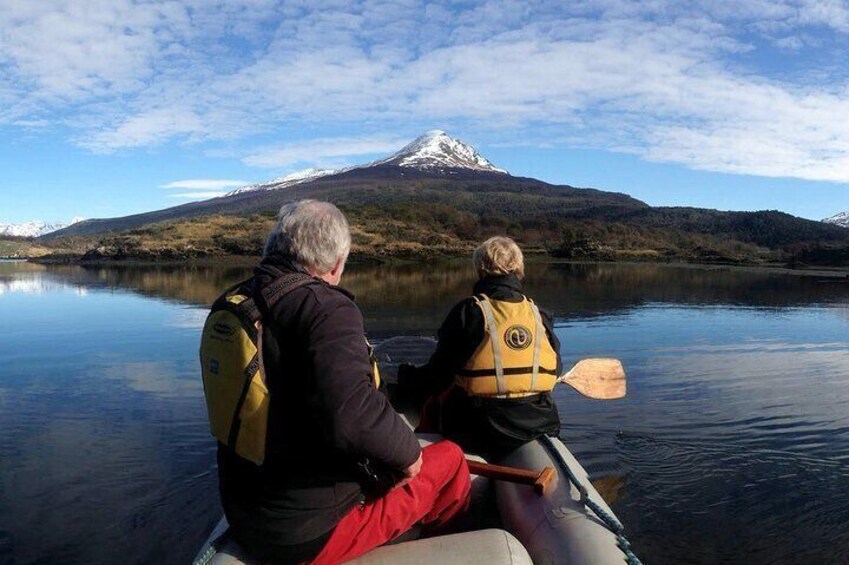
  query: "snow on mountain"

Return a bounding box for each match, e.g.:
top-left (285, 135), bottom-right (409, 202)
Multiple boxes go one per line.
top-left (823, 211), bottom-right (849, 228)
top-left (0, 217), bottom-right (85, 238)
top-left (375, 130), bottom-right (508, 173)
top-left (229, 131), bottom-right (507, 196)
top-left (226, 168), bottom-right (340, 196)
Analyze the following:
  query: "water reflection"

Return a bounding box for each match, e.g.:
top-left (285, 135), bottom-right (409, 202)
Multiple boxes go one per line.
top-left (2, 261), bottom-right (849, 565)
top-left (4, 261), bottom-right (849, 333)
top-left (0, 272), bottom-right (219, 565)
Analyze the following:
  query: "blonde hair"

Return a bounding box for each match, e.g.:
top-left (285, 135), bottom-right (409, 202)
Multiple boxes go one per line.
top-left (473, 236), bottom-right (525, 279)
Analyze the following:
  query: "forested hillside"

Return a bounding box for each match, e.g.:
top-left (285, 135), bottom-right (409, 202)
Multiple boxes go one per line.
top-left (33, 159), bottom-right (849, 268)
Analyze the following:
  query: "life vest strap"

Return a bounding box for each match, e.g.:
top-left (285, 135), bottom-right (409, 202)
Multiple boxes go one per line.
top-left (456, 366), bottom-right (559, 377)
top-left (489, 391), bottom-right (540, 399)
top-left (475, 296), bottom-right (506, 396)
top-left (530, 299), bottom-right (543, 391)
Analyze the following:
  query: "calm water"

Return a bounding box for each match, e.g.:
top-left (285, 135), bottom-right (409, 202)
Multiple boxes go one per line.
top-left (1, 260), bottom-right (849, 565)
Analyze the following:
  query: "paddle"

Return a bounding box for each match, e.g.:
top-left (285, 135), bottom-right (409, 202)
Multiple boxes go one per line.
top-left (466, 459), bottom-right (556, 496)
top-left (557, 358), bottom-right (626, 400)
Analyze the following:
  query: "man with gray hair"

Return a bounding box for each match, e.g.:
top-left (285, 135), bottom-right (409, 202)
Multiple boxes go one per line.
top-left (213, 200), bottom-right (470, 564)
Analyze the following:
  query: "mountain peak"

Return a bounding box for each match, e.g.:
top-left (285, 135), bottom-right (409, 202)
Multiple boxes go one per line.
top-left (0, 218), bottom-right (85, 238)
top-left (823, 211), bottom-right (849, 228)
top-left (377, 131), bottom-right (508, 174)
top-left (226, 131), bottom-right (508, 198)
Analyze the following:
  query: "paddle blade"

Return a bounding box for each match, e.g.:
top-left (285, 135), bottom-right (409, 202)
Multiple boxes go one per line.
top-left (558, 358), bottom-right (626, 399)
top-left (591, 475), bottom-right (626, 505)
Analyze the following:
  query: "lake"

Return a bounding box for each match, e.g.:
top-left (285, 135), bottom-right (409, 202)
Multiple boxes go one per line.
top-left (1, 260), bottom-right (848, 565)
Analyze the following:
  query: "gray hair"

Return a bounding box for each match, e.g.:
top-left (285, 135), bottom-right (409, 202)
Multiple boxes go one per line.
top-left (263, 200), bottom-right (351, 273)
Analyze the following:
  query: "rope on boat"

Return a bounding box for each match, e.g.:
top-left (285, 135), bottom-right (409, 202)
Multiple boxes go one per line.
top-left (191, 528), bottom-right (231, 565)
top-left (540, 435), bottom-right (644, 565)
top-left (191, 544), bottom-right (216, 565)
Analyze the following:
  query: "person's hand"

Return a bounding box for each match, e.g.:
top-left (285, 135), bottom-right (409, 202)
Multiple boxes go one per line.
top-left (398, 452), bottom-right (423, 488)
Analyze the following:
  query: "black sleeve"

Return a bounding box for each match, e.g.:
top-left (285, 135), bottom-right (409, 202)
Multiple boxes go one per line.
top-left (415, 298), bottom-right (485, 395)
top-left (540, 307), bottom-right (563, 375)
top-left (306, 294), bottom-right (421, 471)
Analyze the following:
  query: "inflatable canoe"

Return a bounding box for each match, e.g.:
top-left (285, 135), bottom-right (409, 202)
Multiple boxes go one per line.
top-left (192, 336), bottom-right (640, 565)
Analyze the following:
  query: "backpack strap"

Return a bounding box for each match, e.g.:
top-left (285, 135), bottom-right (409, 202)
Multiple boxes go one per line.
top-left (257, 272), bottom-right (317, 310)
top-left (251, 272), bottom-right (318, 384)
top-left (211, 279), bottom-right (263, 332)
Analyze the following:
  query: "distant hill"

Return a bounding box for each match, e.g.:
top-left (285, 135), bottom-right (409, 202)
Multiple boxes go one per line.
top-left (0, 236), bottom-right (53, 259)
top-left (37, 131), bottom-right (849, 267)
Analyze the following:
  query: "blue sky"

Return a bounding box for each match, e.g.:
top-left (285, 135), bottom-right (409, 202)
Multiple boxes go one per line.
top-left (2, 0), bottom-right (849, 225)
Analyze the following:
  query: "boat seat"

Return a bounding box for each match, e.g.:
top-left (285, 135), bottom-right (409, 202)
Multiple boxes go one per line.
top-left (349, 529), bottom-right (533, 565)
top-left (201, 526), bottom-right (531, 565)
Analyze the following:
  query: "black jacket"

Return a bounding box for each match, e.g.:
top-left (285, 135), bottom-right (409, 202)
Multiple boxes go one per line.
top-left (217, 257), bottom-right (421, 561)
top-left (411, 274), bottom-right (563, 458)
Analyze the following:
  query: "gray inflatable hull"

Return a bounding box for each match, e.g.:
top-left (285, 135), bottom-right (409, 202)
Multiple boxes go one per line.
top-left (497, 437), bottom-right (626, 564)
top-left (192, 434), bottom-right (627, 565)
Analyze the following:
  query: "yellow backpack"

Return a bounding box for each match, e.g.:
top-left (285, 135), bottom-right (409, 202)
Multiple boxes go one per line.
top-left (199, 273), bottom-right (314, 465)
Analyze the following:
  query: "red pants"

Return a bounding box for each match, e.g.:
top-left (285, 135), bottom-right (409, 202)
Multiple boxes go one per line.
top-left (310, 440), bottom-right (471, 565)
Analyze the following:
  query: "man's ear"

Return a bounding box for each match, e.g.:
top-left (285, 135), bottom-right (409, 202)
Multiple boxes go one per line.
top-left (330, 256), bottom-right (345, 277)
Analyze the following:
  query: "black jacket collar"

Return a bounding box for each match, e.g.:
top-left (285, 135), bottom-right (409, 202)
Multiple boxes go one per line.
top-left (255, 255), bottom-right (355, 300)
top-left (473, 273), bottom-right (524, 301)
top-left (257, 254), bottom-right (307, 276)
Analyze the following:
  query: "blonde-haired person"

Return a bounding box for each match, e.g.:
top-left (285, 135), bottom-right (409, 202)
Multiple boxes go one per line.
top-left (399, 236), bottom-right (562, 459)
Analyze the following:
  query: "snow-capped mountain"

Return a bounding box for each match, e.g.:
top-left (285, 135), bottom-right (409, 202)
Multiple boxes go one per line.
top-left (823, 212), bottom-right (849, 228)
top-left (227, 168), bottom-right (341, 196)
top-left (0, 218), bottom-right (85, 238)
top-left (228, 131), bottom-right (507, 196)
top-left (375, 130), bottom-right (508, 173)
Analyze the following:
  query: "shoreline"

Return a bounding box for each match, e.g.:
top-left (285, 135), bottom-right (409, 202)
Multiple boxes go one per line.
top-left (15, 253), bottom-right (849, 279)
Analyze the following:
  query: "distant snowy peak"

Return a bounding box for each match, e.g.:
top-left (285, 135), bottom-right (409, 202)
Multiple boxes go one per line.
top-left (377, 130), bottom-right (508, 173)
top-left (0, 217), bottom-right (85, 238)
top-left (822, 212), bottom-right (849, 228)
top-left (229, 131), bottom-right (507, 196)
top-left (226, 168), bottom-right (339, 195)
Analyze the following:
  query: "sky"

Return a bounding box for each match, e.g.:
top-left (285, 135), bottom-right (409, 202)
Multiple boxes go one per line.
top-left (2, 0), bottom-right (849, 225)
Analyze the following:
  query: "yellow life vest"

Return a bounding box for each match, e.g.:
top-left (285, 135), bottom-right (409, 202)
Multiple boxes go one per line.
top-left (200, 273), bottom-right (380, 465)
top-left (455, 295), bottom-right (558, 398)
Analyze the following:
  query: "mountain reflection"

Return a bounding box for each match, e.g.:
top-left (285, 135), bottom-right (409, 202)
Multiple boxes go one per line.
top-left (3, 260), bottom-right (849, 565)
top-left (5, 261), bottom-right (849, 335)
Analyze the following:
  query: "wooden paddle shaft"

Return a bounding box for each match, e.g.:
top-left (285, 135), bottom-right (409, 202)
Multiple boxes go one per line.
top-left (466, 459), bottom-right (556, 496)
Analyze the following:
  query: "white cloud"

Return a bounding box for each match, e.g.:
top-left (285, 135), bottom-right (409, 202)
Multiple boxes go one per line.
top-left (11, 118), bottom-right (50, 128)
top-left (161, 178), bottom-right (249, 199)
top-left (3, 1), bottom-right (849, 182)
top-left (79, 107), bottom-right (206, 151)
top-left (168, 191), bottom-right (227, 199)
top-left (242, 135), bottom-right (410, 168)
top-left (160, 179), bottom-right (249, 190)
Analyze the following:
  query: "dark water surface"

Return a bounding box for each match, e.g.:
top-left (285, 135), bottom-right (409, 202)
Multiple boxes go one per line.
top-left (1, 260), bottom-right (848, 564)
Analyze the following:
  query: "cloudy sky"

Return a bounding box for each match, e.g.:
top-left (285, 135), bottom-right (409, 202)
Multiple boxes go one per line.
top-left (2, 0), bottom-right (849, 224)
